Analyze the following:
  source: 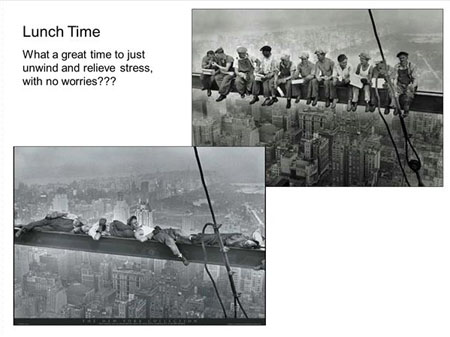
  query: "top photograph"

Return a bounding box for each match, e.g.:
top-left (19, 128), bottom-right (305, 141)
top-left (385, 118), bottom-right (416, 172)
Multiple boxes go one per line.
top-left (192, 9), bottom-right (443, 187)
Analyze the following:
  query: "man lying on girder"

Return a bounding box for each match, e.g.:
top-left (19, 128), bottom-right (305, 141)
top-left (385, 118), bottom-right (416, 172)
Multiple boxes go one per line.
top-left (133, 224), bottom-right (265, 266)
top-left (190, 224), bottom-right (265, 250)
top-left (15, 211), bottom-right (92, 237)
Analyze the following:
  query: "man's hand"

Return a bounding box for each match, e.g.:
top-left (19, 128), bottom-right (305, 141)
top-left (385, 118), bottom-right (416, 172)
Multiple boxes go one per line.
top-left (238, 72), bottom-right (246, 79)
top-left (212, 62), bottom-right (219, 67)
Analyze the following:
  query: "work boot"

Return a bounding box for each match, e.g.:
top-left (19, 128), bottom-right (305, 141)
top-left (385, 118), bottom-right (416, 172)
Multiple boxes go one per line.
top-left (369, 103), bottom-right (376, 112)
top-left (267, 97), bottom-right (278, 106)
top-left (240, 93), bottom-right (245, 99)
top-left (365, 103), bottom-right (370, 112)
top-left (207, 89), bottom-right (211, 97)
top-left (216, 95), bottom-right (226, 102)
top-left (384, 106), bottom-right (390, 115)
top-left (403, 103), bottom-right (410, 115)
top-left (331, 98), bottom-right (338, 109)
top-left (351, 102), bottom-right (357, 112)
top-left (286, 99), bottom-right (291, 109)
top-left (325, 98), bottom-right (330, 108)
top-left (295, 96), bottom-right (301, 104)
top-left (262, 98), bottom-right (271, 106)
top-left (306, 98), bottom-right (312, 105)
top-left (393, 107), bottom-right (399, 116)
top-left (312, 97), bottom-right (318, 106)
top-left (346, 100), bottom-right (352, 112)
top-left (180, 255), bottom-right (190, 266)
top-left (249, 96), bottom-right (259, 105)
top-left (15, 227), bottom-right (26, 238)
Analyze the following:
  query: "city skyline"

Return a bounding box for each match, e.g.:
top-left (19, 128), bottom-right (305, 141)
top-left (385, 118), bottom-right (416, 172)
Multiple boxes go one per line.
top-left (15, 147), bottom-right (265, 185)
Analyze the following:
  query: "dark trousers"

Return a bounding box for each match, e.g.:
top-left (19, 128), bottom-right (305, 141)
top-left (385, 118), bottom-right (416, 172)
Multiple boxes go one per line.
top-left (153, 231), bottom-right (182, 256)
top-left (332, 79), bottom-right (352, 101)
top-left (109, 220), bottom-right (134, 238)
top-left (254, 77), bottom-right (275, 98)
top-left (312, 78), bottom-right (333, 99)
top-left (215, 73), bottom-right (235, 96)
top-left (200, 74), bottom-right (214, 90)
top-left (235, 73), bottom-right (254, 95)
top-left (276, 78), bottom-right (292, 99)
top-left (22, 218), bottom-right (75, 232)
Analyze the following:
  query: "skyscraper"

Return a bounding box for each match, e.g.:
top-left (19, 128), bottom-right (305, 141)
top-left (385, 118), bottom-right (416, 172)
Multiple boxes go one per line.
top-left (113, 192), bottom-right (129, 223)
top-left (52, 194), bottom-right (68, 212)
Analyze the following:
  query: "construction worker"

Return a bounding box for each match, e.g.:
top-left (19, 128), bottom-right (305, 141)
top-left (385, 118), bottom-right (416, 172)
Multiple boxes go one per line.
top-left (351, 52), bottom-right (375, 112)
top-left (15, 211), bottom-right (88, 237)
top-left (393, 51), bottom-right (418, 116)
top-left (250, 45), bottom-right (279, 106)
top-left (190, 225), bottom-right (263, 249)
top-left (212, 47), bottom-right (235, 102)
top-left (372, 60), bottom-right (396, 115)
top-left (312, 49), bottom-right (334, 107)
top-left (134, 225), bottom-right (191, 266)
top-left (332, 54), bottom-right (353, 111)
top-left (109, 216), bottom-right (138, 238)
top-left (276, 54), bottom-right (296, 109)
top-left (200, 50), bottom-right (217, 97)
top-left (234, 46), bottom-right (257, 99)
top-left (293, 52), bottom-right (315, 105)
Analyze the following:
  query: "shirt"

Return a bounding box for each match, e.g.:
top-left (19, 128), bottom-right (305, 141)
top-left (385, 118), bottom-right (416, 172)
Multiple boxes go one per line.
top-left (334, 64), bottom-right (352, 81)
top-left (258, 56), bottom-right (278, 75)
top-left (315, 57), bottom-right (334, 77)
top-left (278, 60), bottom-right (295, 78)
top-left (296, 60), bottom-right (315, 78)
top-left (201, 55), bottom-right (215, 69)
top-left (394, 62), bottom-right (418, 86)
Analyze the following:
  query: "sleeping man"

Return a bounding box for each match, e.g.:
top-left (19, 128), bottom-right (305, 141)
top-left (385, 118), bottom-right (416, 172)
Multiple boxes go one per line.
top-left (134, 224), bottom-right (265, 266)
top-left (15, 211), bottom-right (90, 237)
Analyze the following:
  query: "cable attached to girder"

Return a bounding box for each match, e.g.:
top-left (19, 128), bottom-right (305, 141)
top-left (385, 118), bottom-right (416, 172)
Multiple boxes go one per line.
top-left (200, 223), bottom-right (228, 318)
top-left (373, 77), bottom-right (410, 186)
top-left (193, 147), bottom-right (249, 319)
top-left (368, 9), bottom-right (424, 186)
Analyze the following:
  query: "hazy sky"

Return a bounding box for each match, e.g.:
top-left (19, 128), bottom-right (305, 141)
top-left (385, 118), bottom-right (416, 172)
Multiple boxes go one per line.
top-left (15, 147), bottom-right (265, 184)
top-left (193, 9), bottom-right (442, 37)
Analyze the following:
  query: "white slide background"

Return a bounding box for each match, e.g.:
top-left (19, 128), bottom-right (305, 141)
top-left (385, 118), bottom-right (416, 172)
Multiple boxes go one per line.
top-left (0, 1), bottom-right (449, 336)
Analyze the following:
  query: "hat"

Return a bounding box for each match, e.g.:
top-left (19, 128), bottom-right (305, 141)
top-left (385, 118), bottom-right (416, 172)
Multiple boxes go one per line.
top-left (299, 52), bottom-right (309, 59)
top-left (314, 49), bottom-right (326, 55)
top-left (206, 50), bottom-right (215, 55)
top-left (135, 226), bottom-right (155, 242)
top-left (359, 52), bottom-right (371, 60)
top-left (280, 54), bottom-right (290, 61)
top-left (260, 45), bottom-right (272, 52)
top-left (236, 46), bottom-right (247, 54)
top-left (215, 47), bottom-right (224, 54)
top-left (396, 51), bottom-right (409, 58)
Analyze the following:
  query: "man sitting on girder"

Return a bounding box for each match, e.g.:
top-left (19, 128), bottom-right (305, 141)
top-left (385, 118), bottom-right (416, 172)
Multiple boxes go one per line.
top-left (134, 225), bottom-right (191, 266)
top-left (15, 211), bottom-right (90, 237)
top-left (393, 51), bottom-right (418, 116)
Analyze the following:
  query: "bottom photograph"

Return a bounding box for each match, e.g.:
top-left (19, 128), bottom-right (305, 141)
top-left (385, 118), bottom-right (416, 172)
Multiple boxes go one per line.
top-left (13, 146), bottom-right (266, 325)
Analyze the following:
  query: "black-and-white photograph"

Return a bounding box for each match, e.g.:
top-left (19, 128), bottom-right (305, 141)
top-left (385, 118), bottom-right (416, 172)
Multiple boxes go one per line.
top-left (192, 9), bottom-right (443, 187)
top-left (13, 147), bottom-right (265, 325)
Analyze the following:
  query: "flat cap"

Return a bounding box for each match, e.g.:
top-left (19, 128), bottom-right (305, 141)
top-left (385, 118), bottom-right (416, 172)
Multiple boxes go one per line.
top-left (280, 54), bottom-right (290, 61)
top-left (396, 51), bottom-right (409, 58)
top-left (215, 47), bottom-right (224, 54)
top-left (359, 52), bottom-right (371, 60)
top-left (236, 46), bottom-right (248, 54)
top-left (260, 45), bottom-right (272, 52)
top-left (314, 49), bottom-right (326, 55)
top-left (299, 52), bottom-right (309, 59)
